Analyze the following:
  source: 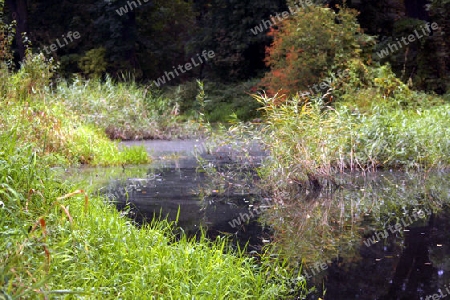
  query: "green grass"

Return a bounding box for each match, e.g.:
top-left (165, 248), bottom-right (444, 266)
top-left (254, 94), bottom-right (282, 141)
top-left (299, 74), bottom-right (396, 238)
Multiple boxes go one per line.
top-left (54, 76), bottom-right (205, 140)
top-left (0, 101), bottom-right (150, 166)
top-left (0, 134), bottom-right (306, 299)
top-left (261, 95), bottom-right (449, 176)
top-left (0, 53), bottom-right (307, 299)
top-left (0, 54), bottom-right (152, 166)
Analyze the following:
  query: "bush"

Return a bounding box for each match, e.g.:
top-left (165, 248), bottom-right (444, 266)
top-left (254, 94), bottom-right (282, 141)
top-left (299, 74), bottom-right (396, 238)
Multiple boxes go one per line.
top-left (78, 47), bottom-right (108, 78)
top-left (260, 5), bottom-right (372, 97)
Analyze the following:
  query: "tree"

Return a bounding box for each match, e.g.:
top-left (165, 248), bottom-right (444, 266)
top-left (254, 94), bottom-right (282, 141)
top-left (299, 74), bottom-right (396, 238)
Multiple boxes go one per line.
top-left (5, 0), bottom-right (28, 60)
top-left (260, 5), bottom-right (365, 97)
top-left (136, 0), bottom-right (196, 80)
top-left (191, 0), bottom-right (287, 81)
top-left (0, 0), bottom-right (15, 67)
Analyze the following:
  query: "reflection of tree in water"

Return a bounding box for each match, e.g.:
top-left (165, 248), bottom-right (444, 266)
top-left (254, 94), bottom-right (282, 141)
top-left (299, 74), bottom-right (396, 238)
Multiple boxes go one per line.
top-left (261, 172), bottom-right (450, 299)
top-left (379, 217), bottom-right (434, 300)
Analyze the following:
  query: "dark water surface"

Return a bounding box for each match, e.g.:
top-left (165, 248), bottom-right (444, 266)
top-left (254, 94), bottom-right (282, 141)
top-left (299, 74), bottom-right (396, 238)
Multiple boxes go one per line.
top-left (266, 171), bottom-right (450, 300)
top-left (83, 140), bottom-right (450, 300)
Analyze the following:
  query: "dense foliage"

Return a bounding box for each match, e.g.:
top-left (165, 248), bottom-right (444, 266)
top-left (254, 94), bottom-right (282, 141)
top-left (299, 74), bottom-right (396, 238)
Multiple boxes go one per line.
top-left (0, 0), bottom-right (448, 95)
top-left (1, 0), bottom-right (450, 298)
top-left (260, 6), bottom-right (369, 97)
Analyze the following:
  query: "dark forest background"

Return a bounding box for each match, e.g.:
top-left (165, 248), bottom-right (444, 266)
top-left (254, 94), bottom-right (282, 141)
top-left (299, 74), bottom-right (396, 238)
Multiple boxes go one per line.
top-left (3, 0), bottom-right (449, 95)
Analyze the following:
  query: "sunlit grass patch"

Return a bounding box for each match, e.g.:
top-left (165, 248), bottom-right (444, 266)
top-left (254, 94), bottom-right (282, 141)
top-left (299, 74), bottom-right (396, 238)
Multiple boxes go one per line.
top-left (1, 87), bottom-right (149, 166)
top-left (67, 125), bottom-right (149, 166)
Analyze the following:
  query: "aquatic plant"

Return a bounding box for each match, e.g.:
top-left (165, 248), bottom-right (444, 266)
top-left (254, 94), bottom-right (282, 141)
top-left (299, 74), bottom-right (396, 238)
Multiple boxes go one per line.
top-left (253, 88), bottom-right (449, 185)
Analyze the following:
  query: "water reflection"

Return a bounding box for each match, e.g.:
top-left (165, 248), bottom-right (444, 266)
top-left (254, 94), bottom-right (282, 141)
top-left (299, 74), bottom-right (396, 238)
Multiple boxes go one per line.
top-left (262, 171), bottom-right (450, 299)
top-left (69, 151), bottom-right (450, 299)
top-left (103, 156), bottom-right (271, 251)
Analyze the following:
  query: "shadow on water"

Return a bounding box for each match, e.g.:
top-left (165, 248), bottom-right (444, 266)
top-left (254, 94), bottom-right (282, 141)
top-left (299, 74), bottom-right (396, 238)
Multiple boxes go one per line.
top-left (73, 140), bottom-right (450, 300)
top-left (106, 160), bottom-right (269, 251)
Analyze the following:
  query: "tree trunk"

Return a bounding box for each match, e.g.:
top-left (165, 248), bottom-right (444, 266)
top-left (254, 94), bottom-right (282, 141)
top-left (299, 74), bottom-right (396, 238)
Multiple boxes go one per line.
top-left (6, 0), bottom-right (28, 60)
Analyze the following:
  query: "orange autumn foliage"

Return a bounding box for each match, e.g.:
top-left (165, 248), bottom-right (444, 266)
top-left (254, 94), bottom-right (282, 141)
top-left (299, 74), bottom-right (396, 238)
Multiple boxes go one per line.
top-left (260, 5), bottom-right (363, 101)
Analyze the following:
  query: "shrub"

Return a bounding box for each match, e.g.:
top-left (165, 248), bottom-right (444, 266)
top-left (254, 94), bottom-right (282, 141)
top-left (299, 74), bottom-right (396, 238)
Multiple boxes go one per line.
top-left (78, 47), bottom-right (108, 78)
top-left (260, 5), bottom-right (370, 97)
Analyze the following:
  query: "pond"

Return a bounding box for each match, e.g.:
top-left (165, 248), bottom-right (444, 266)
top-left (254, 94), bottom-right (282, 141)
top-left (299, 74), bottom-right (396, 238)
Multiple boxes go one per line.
top-left (75, 140), bottom-right (450, 300)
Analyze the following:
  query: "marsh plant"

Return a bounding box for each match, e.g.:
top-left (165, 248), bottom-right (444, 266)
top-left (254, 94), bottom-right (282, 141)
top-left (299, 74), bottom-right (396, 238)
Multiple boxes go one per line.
top-left (253, 62), bottom-right (450, 190)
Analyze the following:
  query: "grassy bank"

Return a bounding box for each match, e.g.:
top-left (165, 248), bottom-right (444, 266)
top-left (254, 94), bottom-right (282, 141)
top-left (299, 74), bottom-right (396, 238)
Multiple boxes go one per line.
top-left (0, 54), bottom-right (150, 166)
top-left (257, 95), bottom-right (449, 181)
top-left (0, 54), bottom-right (306, 298)
top-left (0, 136), bottom-right (306, 298)
top-left (54, 76), bottom-right (205, 140)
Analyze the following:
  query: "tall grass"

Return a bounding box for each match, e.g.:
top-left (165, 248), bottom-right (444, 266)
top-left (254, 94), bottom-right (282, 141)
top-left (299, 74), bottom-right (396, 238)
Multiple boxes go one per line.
top-left (0, 53), bottom-right (150, 166)
top-left (53, 76), bottom-right (205, 140)
top-left (0, 53), bottom-right (307, 298)
top-left (0, 134), bottom-right (306, 299)
top-left (254, 93), bottom-right (450, 186)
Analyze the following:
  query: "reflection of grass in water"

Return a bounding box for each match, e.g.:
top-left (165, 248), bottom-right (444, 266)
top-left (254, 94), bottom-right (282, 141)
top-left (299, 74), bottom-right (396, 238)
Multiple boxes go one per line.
top-left (196, 122), bottom-right (267, 200)
top-left (261, 171), bottom-right (450, 266)
top-left (62, 164), bottom-right (153, 194)
top-left (428, 207), bottom-right (450, 272)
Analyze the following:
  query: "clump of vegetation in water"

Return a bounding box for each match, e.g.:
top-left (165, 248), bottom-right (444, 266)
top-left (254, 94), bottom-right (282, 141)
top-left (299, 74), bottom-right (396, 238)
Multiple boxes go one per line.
top-left (255, 63), bottom-right (449, 185)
